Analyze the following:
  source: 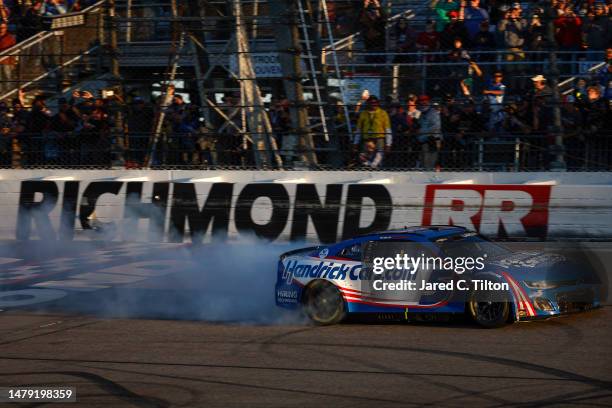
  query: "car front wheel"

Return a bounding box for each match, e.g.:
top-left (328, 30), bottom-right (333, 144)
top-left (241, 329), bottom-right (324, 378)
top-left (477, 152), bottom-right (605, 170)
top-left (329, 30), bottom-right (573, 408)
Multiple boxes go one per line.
top-left (303, 280), bottom-right (346, 325)
top-left (468, 290), bottom-right (511, 329)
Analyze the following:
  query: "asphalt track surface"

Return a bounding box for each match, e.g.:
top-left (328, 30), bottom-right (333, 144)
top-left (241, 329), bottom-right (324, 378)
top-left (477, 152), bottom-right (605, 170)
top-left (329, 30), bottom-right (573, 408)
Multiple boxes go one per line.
top-left (1, 241), bottom-right (611, 407)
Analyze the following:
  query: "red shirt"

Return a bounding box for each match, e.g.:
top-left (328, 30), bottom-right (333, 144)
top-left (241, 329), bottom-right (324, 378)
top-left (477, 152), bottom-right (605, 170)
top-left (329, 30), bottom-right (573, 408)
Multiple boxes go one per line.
top-left (554, 16), bottom-right (582, 48)
top-left (416, 31), bottom-right (439, 51)
top-left (0, 32), bottom-right (16, 65)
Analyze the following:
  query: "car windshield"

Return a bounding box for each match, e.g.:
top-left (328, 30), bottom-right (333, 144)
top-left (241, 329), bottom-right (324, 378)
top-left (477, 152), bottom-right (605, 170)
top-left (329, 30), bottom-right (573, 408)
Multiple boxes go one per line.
top-left (435, 233), bottom-right (511, 259)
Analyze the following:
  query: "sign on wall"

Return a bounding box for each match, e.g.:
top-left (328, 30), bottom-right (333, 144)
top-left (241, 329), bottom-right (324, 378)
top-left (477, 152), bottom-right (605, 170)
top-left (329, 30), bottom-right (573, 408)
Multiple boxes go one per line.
top-left (342, 76), bottom-right (382, 105)
top-left (1, 171), bottom-right (611, 243)
top-left (229, 52), bottom-right (284, 78)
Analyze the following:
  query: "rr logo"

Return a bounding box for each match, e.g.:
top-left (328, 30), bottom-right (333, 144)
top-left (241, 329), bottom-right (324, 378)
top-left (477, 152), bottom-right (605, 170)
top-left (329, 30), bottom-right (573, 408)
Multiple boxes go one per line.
top-left (422, 185), bottom-right (552, 239)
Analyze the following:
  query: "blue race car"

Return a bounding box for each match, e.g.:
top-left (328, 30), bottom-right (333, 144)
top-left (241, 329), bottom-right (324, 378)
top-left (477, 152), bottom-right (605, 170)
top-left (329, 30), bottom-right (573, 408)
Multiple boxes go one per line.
top-left (275, 226), bottom-right (602, 328)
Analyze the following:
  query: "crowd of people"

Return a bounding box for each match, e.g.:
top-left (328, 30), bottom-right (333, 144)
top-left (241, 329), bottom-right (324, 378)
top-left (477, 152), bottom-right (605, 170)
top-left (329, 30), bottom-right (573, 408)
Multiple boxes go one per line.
top-left (0, 89), bottom-right (118, 167)
top-left (0, 63), bottom-right (610, 171)
top-left (1, 0), bottom-right (98, 39)
top-left (364, 0), bottom-right (612, 62)
top-left (1, 0), bottom-right (99, 94)
top-left (338, 0), bottom-right (612, 169)
top-left (343, 67), bottom-right (610, 170)
top-left (0, 0), bottom-right (611, 170)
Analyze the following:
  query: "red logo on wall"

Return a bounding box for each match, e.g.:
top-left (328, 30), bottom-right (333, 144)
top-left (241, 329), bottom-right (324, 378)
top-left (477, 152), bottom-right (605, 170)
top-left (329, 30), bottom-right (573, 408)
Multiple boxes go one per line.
top-left (422, 184), bottom-right (552, 238)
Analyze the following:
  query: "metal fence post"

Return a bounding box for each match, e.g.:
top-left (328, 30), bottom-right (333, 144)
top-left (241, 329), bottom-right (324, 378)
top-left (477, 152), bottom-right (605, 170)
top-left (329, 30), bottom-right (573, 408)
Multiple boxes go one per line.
top-left (514, 137), bottom-right (520, 171)
top-left (549, 51), bottom-right (566, 171)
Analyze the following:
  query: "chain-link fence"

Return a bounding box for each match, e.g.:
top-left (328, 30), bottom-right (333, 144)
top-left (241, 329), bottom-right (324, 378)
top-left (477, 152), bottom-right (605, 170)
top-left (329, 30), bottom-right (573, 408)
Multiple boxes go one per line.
top-left (1, 131), bottom-right (611, 171)
top-left (0, 0), bottom-right (610, 171)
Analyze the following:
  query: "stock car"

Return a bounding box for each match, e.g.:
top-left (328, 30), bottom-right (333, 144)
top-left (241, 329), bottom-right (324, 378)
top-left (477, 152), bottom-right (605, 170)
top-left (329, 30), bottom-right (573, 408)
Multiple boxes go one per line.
top-left (275, 226), bottom-right (602, 328)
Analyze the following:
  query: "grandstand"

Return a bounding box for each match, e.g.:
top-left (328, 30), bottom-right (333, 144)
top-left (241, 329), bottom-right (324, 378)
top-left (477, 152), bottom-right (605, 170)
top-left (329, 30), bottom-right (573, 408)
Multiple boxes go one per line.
top-left (0, 0), bottom-right (610, 171)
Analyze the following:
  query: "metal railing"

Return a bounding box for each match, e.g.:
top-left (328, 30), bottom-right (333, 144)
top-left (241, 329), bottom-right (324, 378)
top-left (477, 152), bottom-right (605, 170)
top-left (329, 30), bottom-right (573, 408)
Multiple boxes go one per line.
top-left (0, 1), bottom-right (106, 101)
top-left (45, 0), bottom-right (107, 29)
top-left (2, 131), bottom-right (610, 171)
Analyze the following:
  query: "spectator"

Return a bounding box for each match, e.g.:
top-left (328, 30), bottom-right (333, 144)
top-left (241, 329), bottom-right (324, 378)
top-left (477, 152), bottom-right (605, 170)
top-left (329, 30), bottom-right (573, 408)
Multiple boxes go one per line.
top-left (385, 100), bottom-right (406, 167)
top-left (18, 1), bottom-right (45, 42)
top-left (432, 0), bottom-right (459, 32)
top-left (472, 20), bottom-right (496, 60)
top-left (582, 6), bottom-right (608, 64)
top-left (440, 10), bottom-right (469, 49)
top-left (51, 97), bottom-right (80, 164)
top-left (11, 96), bottom-right (28, 125)
top-left (51, 97), bottom-right (78, 133)
top-left (172, 104), bottom-right (200, 166)
top-left (443, 100), bottom-right (482, 168)
top-left (498, 5), bottom-right (526, 87)
top-left (80, 98), bottom-right (111, 166)
top-left (482, 71), bottom-right (506, 131)
top-left (527, 74), bottom-right (553, 133)
top-left (501, 98), bottom-right (531, 136)
top-left (417, 95), bottom-right (442, 169)
top-left (126, 97), bottom-right (153, 166)
top-left (416, 20), bottom-right (440, 61)
top-left (581, 85), bottom-right (610, 169)
top-left (487, 0), bottom-right (506, 26)
top-left (167, 93), bottom-right (186, 116)
top-left (597, 47), bottom-right (612, 102)
top-left (393, 18), bottom-right (417, 63)
top-left (592, 3), bottom-right (612, 47)
top-left (0, 0), bottom-right (10, 24)
top-left (0, 100), bottom-right (11, 164)
top-left (445, 38), bottom-right (478, 96)
top-left (568, 77), bottom-right (589, 108)
top-left (270, 97), bottom-right (291, 157)
top-left (440, 93), bottom-right (462, 138)
top-left (520, 74), bottom-right (553, 168)
top-left (359, 0), bottom-right (386, 64)
top-left (554, 5), bottom-right (582, 73)
top-left (23, 95), bottom-right (52, 164)
top-left (526, 9), bottom-right (547, 56)
top-left (463, 0), bottom-right (489, 40)
top-left (353, 95), bottom-right (391, 163)
top-left (0, 22), bottom-right (16, 94)
top-left (359, 139), bottom-right (383, 168)
top-left (460, 60), bottom-right (483, 99)
top-left (42, 0), bottom-right (67, 16)
top-left (554, 5), bottom-right (582, 49)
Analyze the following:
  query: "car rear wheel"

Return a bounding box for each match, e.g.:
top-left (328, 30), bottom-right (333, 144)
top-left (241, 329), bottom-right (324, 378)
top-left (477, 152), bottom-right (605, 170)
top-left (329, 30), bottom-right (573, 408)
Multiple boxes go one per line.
top-left (468, 290), bottom-right (510, 329)
top-left (303, 281), bottom-right (346, 325)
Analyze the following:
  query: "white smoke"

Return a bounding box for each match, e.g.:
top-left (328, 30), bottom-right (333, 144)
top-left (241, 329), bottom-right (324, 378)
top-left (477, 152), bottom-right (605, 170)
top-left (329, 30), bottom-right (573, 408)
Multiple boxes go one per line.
top-left (0, 236), bottom-right (310, 324)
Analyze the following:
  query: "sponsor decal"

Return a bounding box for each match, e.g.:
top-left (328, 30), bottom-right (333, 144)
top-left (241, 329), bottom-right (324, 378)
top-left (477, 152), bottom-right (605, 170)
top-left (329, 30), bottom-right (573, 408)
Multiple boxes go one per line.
top-left (282, 259), bottom-right (364, 282)
top-left (491, 252), bottom-right (566, 269)
top-left (276, 289), bottom-right (299, 303)
top-left (422, 184), bottom-right (552, 239)
top-left (318, 248), bottom-right (329, 259)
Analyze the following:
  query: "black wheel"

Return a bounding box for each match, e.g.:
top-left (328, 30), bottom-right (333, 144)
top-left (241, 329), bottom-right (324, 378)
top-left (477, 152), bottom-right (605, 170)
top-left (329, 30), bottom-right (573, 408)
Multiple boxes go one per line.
top-left (468, 290), bottom-right (510, 329)
top-left (303, 280), bottom-right (346, 325)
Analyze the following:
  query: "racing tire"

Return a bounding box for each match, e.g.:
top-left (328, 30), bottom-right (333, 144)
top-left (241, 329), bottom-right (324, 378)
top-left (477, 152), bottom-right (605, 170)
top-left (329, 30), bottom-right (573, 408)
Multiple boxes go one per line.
top-left (468, 290), bottom-right (510, 329)
top-left (303, 280), bottom-right (346, 325)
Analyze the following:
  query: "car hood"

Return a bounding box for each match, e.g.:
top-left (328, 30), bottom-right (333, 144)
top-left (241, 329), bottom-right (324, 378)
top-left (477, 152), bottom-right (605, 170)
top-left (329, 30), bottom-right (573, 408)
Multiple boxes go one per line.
top-left (483, 250), bottom-right (598, 283)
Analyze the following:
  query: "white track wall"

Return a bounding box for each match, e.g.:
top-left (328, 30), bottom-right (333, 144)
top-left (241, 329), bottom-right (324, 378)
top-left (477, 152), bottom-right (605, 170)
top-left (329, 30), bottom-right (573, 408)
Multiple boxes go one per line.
top-left (1, 170), bottom-right (611, 242)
